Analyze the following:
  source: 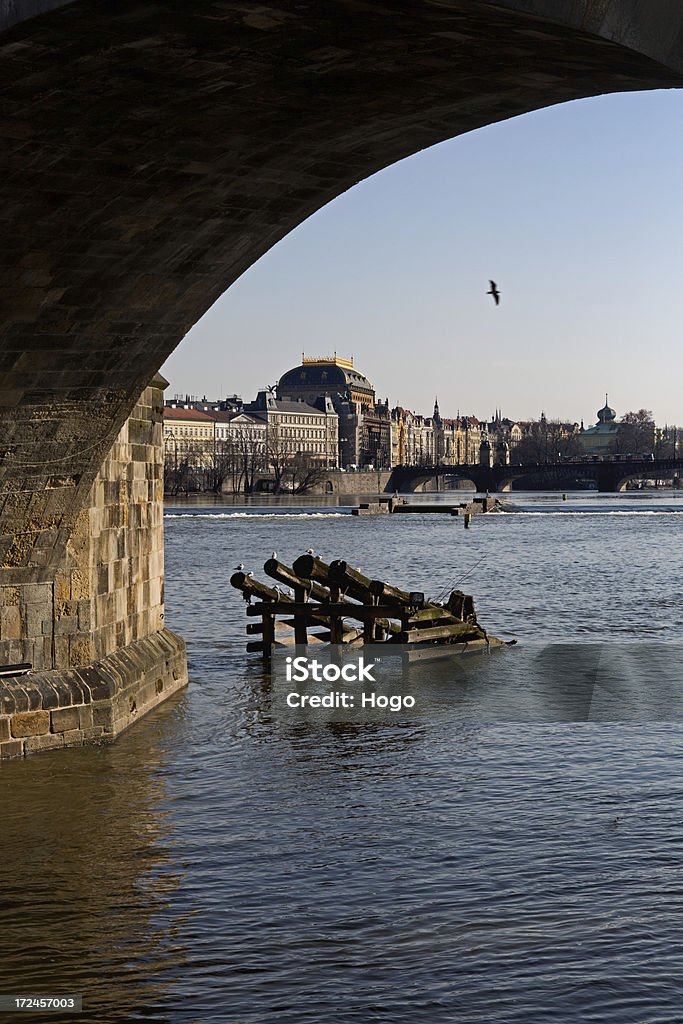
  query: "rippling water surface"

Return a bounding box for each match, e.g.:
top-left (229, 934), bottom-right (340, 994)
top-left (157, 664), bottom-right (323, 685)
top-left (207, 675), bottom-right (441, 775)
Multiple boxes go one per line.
top-left (3, 491), bottom-right (683, 1023)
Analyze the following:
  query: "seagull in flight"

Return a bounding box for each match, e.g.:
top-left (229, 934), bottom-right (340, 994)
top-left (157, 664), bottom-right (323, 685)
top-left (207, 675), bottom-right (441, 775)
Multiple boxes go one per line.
top-left (487, 280), bottom-right (500, 306)
top-left (233, 562), bottom-right (244, 571)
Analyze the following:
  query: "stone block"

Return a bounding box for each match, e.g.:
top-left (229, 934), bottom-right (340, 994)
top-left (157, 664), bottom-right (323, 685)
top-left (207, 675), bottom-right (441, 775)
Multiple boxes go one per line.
top-left (55, 600), bottom-right (76, 619)
top-left (6, 639), bottom-right (25, 663)
top-left (77, 599), bottom-right (91, 632)
top-left (0, 717), bottom-right (10, 742)
top-left (71, 569), bottom-right (90, 600)
top-left (3, 684), bottom-right (28, 712)
top-left (10, 709), bottom-right (50, 737)
top-left (69, 636), bottom-right (93, 667)
top-left (78, 704), bottom-right (93, 729)
top-left (25, 584), bottom-right (52, 606)
top-left (54, 635), bottom-right (69, 667)
top-left (40, 636), bottom-right (53, 667)
top-left (92, 705), bottom-right (113, 731)
top-left (0, 739), bottom-right (24, 759)
top-left (54, 615), bottom-right (77, 635)
top-left (80, 726), bottom-right (105, 743)
top-left (25, 732), bottom-right (65, 753)
top-left (25, 604), bottom-right (45, 638)
top-left (0, 604), bottom-right (21, 640)
top-left (24, 682), bottom-right (41, 710)
top-left (61, 729), bottom-right (84, 747)
top-left (51, 706), bottom-right (80, 733)
top-left (53, 570), bottom-right (71, 603)
top-left (39, 682), bottom-right (59, 710)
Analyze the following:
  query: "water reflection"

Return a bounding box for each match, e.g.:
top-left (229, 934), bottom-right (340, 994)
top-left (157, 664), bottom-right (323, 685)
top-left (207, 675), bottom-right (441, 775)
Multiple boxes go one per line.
top-left (0, 692), bottom-right (189, 1023)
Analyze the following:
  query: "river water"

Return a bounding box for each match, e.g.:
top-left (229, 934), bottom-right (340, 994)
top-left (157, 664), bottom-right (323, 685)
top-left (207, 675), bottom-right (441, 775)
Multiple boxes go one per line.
top-left (3, 491), bottom-right (683, 1022)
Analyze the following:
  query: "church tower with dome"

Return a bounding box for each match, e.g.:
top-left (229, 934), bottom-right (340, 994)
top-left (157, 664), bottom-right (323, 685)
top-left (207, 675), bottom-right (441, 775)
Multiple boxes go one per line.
top-left (578, 395), bottom-right (620, 455)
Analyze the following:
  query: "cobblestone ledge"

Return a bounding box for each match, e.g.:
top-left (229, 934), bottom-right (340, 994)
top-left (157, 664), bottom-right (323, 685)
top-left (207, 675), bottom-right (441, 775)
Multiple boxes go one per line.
top-left (0, 629), bottom-right (187, 758)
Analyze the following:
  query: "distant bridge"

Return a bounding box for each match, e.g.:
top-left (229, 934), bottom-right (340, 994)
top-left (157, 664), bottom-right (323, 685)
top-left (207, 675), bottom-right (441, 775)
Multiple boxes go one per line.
top-left (388, 459), bottom-right (683, 494)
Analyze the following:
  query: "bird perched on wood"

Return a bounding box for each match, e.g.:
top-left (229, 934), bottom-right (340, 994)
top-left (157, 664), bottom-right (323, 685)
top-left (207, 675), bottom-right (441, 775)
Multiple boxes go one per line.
top-left (487, 280), bottom-right (500, 305)
top-left (271, 551), bottom-right (278, 560)
top-left (306, 548), bottom-right (315, 555)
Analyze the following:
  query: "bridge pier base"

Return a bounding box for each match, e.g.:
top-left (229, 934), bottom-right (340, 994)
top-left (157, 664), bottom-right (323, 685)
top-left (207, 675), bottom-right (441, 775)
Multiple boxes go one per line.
top-left (0, 377), bottom-right (188, 758)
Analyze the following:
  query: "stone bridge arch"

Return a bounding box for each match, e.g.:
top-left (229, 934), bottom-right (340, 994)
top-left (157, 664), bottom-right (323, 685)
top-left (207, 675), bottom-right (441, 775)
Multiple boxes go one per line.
top-left (2, 1), bottom-right (683, 568)
top-left (411, 474), bottom-right (480, 495)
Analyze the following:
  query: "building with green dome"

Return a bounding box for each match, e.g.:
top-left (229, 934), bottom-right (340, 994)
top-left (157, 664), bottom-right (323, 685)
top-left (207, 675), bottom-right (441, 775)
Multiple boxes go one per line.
top-left (578, 396), bottom-right (620, 456)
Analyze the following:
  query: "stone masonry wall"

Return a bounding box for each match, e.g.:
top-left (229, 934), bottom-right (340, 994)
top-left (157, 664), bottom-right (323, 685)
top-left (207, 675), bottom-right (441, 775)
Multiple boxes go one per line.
top-left (0, 376), bottom-right (187, 757)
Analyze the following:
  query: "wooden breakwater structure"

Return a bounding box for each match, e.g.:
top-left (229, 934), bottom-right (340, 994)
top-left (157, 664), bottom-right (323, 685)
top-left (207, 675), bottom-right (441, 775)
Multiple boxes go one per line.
top-left (231, 554), bottom-right (508, 660)
top-left (352, 496), bottom-right (503, 516)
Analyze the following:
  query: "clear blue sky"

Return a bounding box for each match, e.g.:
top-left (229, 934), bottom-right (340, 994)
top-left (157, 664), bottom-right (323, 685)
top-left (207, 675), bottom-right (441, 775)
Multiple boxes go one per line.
top-left (162, 88), bottom-right (683, 427)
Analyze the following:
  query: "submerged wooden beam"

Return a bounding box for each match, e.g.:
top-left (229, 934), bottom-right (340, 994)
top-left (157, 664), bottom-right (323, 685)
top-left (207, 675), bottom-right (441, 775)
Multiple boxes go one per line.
top-left (263, 558), bottom-right (330, 603)
top-left (402, 606), bottom-right (461, 626)
top-left (230, 571), bottom-right (294, 604)
top-left (247, 601), bottom-right (401, 621)
top-left (392, 622), bottom-right (485, 644)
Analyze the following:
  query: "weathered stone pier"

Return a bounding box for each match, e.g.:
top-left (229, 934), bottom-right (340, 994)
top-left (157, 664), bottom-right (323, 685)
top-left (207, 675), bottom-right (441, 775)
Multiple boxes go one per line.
top-left (0, 378), bottom-right (187, 758)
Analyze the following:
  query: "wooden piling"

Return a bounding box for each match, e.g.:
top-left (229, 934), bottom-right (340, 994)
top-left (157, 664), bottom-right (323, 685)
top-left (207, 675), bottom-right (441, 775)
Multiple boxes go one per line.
top-left (231, 551), bottom-right (500, 657)
top-left (263, 558), bottom-right (329, 603)
top-left (292, 553), bottom-right (334, 586)
top-left (293, 583), bottom-right (309, 646)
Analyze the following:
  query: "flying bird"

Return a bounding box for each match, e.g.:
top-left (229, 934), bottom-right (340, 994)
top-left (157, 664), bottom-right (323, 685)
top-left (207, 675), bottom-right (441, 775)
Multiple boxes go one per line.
top-left (233, 562), bottom-right (244, 571)
top-left (487, 280), bottom-right (500, 306)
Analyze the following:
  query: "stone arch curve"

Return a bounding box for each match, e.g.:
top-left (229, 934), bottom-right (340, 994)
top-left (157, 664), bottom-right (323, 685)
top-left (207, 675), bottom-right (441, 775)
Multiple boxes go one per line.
top-left (2, 0), bottom-right (683, 568)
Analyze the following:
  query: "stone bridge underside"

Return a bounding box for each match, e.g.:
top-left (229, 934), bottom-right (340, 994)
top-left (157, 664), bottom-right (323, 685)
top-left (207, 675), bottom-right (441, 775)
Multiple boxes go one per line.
top-left (1, 0), bottom-right (683, 749)
top-left (2, 0), bottom-right (683, 573)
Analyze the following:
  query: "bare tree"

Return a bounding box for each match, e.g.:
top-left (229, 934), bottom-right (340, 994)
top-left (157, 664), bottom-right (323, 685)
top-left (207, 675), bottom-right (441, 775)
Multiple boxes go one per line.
top-left (289, 453), bottom-right (327, 494)
top-left (164, 442), bottom-right (211, 494)
top-left (514, 419), bottom-right (582, 464)
top-left (265, 432), bottom-right (294, 493)
top-left (612, 410), bottom-right (655, 455)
